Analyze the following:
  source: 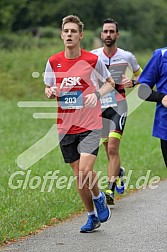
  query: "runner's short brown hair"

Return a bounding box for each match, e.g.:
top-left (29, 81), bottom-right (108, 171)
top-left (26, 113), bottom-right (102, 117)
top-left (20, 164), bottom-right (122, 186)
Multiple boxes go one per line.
top-left (62, 15), bottom-right (84, 33)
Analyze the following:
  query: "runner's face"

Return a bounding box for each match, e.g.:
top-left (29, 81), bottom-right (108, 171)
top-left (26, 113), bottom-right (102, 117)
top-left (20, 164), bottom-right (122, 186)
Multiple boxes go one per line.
top-left (61, 22), bottom-right (83, 48)
top-left (101, 23), bottom-right (119, 47)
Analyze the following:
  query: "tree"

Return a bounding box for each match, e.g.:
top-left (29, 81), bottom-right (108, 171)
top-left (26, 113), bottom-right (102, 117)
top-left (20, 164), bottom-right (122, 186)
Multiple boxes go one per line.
top-left (0, 0), bottom-right (167, 50)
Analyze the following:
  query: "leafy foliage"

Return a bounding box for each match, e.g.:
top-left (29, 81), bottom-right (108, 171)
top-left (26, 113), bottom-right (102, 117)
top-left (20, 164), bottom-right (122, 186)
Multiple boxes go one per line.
top-left (0, 0), bottom-right (167, 50)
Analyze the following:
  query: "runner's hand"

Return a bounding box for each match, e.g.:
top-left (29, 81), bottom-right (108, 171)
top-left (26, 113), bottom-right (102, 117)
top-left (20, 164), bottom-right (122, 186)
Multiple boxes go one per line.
top-left (84, 93), bottom-right (97, 108)
top-left (122, 74), bottom-right (133, 88)
top-left (162, 95), bottom-right (167, 108)
top-left (45, 87), bottom-right (57, 99)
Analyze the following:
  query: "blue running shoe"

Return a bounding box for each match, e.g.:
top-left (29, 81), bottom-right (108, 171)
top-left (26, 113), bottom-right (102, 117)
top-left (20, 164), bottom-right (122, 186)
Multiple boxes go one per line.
top-left (80, 214), bottom-right (101, 233)
top-left (115, 167), bottom-right (125, 194)
top-left (93, 192), bottom-right (111, 223)
top-left (105, 189), bottom-right (115, 205)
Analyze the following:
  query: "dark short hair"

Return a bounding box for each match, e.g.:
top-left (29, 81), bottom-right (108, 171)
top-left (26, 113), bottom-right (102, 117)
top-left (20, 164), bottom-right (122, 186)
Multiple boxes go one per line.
top-left (103, 18), bottom-right (119, 32)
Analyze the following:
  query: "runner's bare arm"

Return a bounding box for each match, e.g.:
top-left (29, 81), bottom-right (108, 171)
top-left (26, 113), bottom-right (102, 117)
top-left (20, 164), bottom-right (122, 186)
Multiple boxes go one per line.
top-left (84, 76), bottom-right (115, 108)
top-left (97, 76), bottom-right (115, 97)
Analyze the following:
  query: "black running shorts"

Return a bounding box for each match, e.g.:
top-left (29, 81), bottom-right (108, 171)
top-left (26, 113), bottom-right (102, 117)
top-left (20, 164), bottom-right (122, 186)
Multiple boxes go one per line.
top-left (101, 99), bottom-right (128, 139)
top-left (59, 129), bottom-right (101, 163)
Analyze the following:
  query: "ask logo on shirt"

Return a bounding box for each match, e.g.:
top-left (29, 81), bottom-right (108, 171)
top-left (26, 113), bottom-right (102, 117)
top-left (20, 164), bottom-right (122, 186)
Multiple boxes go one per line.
top-left (60, 77), bottom-right (82, 89)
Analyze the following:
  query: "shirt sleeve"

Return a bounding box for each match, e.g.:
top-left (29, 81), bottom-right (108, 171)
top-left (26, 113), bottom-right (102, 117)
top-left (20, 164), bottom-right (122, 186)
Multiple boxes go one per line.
top-left (94, 57), bottom-right (111, 82)
top-left (43, 60), bottom-right (56, 86)
top-left (126, 51), bottom-right (141, 74)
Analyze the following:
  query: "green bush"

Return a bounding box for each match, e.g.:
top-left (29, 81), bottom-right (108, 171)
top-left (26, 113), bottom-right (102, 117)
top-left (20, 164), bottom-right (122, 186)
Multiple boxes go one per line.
top-left (0, 29), bottom-right (95, 51)
top-left (81, 30), bottom-right (94, 50)
top-left (38, 26), bottom-right (61, 38)
top-left (0, 31), bottom-right (62, 50)
top-left (0, 33), bottom-right (38, 50)
top-left (117, 30), bottom-right (134, 51)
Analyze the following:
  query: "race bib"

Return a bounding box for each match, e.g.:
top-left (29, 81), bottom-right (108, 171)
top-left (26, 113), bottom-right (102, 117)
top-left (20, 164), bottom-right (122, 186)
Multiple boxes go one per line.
top-left (100, 91), bottom-right (117, 108)
top-left (59, 90), bottom-right (83, 109)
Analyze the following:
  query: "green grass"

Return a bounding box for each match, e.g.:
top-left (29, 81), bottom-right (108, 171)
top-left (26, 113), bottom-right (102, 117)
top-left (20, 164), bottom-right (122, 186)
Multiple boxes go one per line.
top-left (0, 46), bottom-right (166, 245)
top-left (0, 99), bottom-right (84, 244)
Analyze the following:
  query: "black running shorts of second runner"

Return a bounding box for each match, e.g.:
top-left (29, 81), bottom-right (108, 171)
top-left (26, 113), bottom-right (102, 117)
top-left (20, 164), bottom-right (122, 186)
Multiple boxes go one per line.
top-left (59, 129), bottom-right (102, 163)
top-left (101, 99), bottom-right (128, 139)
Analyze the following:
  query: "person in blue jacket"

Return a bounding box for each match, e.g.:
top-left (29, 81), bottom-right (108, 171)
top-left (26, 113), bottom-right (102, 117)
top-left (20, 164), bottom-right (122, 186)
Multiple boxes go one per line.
top-left (138, 47), bottom-right (167, 167)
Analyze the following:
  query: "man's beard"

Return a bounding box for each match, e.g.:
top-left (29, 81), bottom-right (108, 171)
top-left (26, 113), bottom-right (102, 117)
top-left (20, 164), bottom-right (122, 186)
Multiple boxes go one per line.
top-left (104, 38), bottom-right (116, 47)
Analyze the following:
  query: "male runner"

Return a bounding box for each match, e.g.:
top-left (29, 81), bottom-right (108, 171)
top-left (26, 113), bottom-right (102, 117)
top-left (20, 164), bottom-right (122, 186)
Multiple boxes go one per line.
top-left (44, 15), bottom-right (115, 232)
top-left (92, 18), bottom-right (142, 204)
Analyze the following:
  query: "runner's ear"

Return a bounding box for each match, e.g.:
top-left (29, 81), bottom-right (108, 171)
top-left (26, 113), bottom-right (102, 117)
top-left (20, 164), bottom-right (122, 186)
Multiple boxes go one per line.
top-left (61, 32), bottom-right (64, 40)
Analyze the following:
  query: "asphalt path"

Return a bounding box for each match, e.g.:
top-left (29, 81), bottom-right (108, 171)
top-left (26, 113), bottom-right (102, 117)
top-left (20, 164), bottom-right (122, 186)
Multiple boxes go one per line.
top-left (1, 180), bottom-right (167, 252)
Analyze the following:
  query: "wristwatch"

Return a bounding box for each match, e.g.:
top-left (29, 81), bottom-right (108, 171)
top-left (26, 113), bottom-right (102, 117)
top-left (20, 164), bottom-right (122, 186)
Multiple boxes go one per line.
top-left (94, 90), bottom-right (101, 100)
